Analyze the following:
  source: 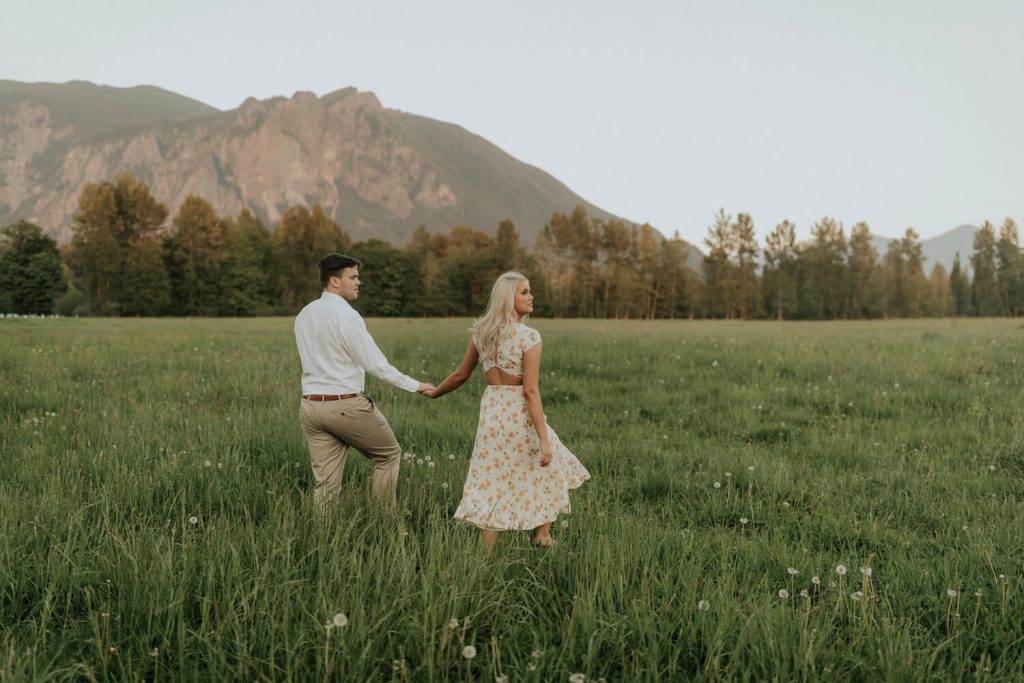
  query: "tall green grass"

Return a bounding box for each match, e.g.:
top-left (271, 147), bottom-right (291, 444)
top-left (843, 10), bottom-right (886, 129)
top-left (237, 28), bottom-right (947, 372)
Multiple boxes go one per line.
top-left (1, 318), bottom-right (1022, 681)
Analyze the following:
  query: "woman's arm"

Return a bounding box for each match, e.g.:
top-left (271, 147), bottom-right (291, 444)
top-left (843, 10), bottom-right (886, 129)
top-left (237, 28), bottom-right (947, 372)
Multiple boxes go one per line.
top-left (425, 339), bottom-right (479, 398)
top-left (521, 342), bottom-right (552, 466)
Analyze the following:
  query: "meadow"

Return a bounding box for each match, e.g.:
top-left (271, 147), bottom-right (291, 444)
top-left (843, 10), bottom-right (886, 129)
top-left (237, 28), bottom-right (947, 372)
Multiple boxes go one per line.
top-left (1, 317), bottom-right (1022, 682)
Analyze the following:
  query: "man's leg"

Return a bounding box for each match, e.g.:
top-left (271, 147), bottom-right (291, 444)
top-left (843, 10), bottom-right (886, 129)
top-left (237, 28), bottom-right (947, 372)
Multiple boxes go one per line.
top-left (300, 400), bottom-right (350, 513)
top-left (319, 396), bottom-right (402, 506)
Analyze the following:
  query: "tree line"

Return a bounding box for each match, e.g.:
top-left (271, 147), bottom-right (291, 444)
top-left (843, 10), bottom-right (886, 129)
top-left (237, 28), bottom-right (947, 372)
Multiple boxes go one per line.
top-left (1, 173), bottom-right (1021, 319)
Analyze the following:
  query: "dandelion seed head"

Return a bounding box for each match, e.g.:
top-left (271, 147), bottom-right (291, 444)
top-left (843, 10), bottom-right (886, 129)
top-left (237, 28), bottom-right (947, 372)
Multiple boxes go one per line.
top-left (713, 481), bottom-right (721, 489)
top-left (332, 612), bottom-right (348, 628)
top-left (811, 576), bottom-right (821, 585)
top-left (739, 517), bottom-right (748, 525)
top-left (462, 645), bottom-right (477, 659)
top-left (569, 674), bottom-right (587, 683)
top-left (447, 618), bottom-right (459, 629)
top-left (560, 519), bottom-right (569, 529)
top-left (860, 566), bottom-right (872, 577)
top-left (851, 591), bottom-right (863, 601)
top-left (787, 567), bottom-right (799, 576)
top-left (799, 589), bottom-right (809, 598)
top-left (188, 516), bottom-right (198, 525)
top-left (778, 589), bottom-right (789, 599)
top-left (947, 589), bottom-right (959, 598)
top-left (835, 564), bottom-right (847, 576)
top-left (697, 599), bottom-right (710, 611)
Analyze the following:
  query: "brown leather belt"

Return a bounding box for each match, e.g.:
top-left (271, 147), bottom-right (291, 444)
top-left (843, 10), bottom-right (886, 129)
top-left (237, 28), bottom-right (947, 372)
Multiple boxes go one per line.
top-left (303, 393), bottom-right (360, 401)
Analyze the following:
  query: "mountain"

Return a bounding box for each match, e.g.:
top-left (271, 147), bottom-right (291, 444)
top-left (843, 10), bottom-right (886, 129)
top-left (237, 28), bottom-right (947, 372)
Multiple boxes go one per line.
top-left (0, 80), bottom-right (701, 268)
top-left (870, 224), bottom-right (978, 273)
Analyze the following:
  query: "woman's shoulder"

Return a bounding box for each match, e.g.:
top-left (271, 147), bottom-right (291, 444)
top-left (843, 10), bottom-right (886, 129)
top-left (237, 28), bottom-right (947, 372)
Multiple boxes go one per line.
top-left (514, 323), bottom-right (542, 346)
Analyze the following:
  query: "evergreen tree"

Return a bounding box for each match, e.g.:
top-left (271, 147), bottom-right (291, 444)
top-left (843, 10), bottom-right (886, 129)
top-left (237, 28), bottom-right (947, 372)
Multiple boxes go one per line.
top-left (732, 213), bottom-right (759, 319)
top-left (350, 239), bottom-right (406, 316)
top-left (800, 217), bottom-right (846, 319)
top-left (0, 220), bottom-right (67, 314)
top-left (846, 222), bottom-right (881, 318)
top-left (221, 210), bottom-right (278, 316)
top-left (167, 195), bottom-right (227, 315)
top-left (120, 236), bottom-right (171, 316)
top-left (637, 223), bottom-right (663, 319)
top-left (597, 219), bottom-right (639, 319)
top-left (899, 228), bottom-right (928, 317)
top-left (702, 209), bottom-right (734, 318)
top-left (656, 231), bottom-right (696, 319)
top-left (926, 263), bottom-right (953, 317)
top-left (495, 219), bottom-right (523, 272)
top-left (763, 220), bottom-right (798, 321)
top-left (948, 253), bottom-right (971, 316)
top-left (970, 221), bottom-right (999, 316)
top-left (996, 218), bottom-right (1023, 316)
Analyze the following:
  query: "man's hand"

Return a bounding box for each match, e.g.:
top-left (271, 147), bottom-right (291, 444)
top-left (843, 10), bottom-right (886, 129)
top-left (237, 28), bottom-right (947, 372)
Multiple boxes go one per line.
top-left (417, 382), bottom-right (436, 397)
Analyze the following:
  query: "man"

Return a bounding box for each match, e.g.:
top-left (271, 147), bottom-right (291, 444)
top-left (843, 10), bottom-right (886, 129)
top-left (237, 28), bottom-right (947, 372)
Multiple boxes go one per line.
top-left (294, 253), bottom-right (433, 510)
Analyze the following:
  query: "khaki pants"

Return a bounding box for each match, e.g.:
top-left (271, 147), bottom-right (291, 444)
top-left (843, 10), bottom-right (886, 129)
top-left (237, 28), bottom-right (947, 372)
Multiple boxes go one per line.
top-left (299, 395), bottom-right (401, 510)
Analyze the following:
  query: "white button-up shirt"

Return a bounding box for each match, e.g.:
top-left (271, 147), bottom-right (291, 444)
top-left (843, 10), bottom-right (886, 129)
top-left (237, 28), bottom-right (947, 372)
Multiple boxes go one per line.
top-left (294, 292), bottom-right (421, 395)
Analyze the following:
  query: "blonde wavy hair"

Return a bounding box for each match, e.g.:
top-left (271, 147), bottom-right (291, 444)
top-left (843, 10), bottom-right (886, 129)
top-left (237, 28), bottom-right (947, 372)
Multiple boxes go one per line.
top-left (472, 271), bottom-right (529, 364)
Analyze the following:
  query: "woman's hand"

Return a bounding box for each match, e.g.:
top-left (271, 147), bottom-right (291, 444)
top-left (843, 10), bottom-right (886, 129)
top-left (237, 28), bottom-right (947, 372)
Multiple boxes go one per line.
top-left (539, 441), bottom-right (553, 467)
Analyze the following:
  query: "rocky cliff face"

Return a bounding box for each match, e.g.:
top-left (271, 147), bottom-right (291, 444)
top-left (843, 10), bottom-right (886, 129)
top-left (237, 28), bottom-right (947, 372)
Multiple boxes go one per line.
top-left (0, 81), bottom-right (701, 267)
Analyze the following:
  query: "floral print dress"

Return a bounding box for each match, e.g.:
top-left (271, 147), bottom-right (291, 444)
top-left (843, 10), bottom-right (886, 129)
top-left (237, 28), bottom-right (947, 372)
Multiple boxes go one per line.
top-left (454, 323), bottom-right (590, 531)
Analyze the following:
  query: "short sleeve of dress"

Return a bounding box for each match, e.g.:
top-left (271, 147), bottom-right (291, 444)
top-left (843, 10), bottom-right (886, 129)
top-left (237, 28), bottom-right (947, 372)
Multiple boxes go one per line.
top-left (523, 327), bottom-right (542, 351)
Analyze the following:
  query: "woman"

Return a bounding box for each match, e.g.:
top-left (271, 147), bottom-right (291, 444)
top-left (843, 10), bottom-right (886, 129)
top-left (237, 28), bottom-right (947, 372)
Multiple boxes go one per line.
top-left (425, 272), bottom-right (589, 552)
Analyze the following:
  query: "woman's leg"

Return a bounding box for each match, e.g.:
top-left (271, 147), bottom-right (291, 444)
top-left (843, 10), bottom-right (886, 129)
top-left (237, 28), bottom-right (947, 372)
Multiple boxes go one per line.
top-left (533, 522), bottom-right (555, 547)
top-left (481, 529), bottom-right (500, 555)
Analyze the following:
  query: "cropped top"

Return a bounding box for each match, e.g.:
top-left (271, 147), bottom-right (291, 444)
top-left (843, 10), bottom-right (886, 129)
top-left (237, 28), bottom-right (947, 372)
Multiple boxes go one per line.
top-left (477, 323), bottom-right (542, 378)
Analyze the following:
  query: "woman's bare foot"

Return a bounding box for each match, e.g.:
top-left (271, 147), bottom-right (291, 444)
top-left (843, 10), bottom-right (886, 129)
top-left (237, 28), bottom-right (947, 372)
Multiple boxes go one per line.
top-left (533, 534), bottom-right (557, 548)
top-left (533, 521), bottom-right (556, 548)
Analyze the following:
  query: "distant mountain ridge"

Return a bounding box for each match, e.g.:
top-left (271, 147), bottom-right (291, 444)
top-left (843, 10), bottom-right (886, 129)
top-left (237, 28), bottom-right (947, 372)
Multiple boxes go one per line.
top-left (0, 80), bottom-right (701, 269)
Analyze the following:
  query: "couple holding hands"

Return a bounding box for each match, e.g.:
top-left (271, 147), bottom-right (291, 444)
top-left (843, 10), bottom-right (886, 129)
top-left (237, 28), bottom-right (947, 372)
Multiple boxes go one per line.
top-left (294, 254), bottom-right (589, 552)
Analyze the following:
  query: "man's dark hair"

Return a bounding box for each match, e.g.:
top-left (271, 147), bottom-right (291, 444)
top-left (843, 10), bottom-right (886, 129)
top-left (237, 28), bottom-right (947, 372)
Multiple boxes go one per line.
top-left (320, 253), bottom-right (362, 288)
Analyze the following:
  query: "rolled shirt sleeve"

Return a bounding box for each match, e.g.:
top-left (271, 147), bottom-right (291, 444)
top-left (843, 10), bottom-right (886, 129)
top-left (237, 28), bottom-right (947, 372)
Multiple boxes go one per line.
top-left (340, 316), bottom-right (421, 393)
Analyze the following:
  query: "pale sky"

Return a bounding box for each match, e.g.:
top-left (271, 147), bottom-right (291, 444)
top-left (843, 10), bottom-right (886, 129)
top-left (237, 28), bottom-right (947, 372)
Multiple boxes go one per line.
top-left (3, 0), bottom-right (1022, 244)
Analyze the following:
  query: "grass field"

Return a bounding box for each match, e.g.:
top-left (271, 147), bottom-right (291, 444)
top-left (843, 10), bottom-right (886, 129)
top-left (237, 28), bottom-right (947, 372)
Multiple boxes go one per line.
top-left (2, 317), bottom-right (1023, 681)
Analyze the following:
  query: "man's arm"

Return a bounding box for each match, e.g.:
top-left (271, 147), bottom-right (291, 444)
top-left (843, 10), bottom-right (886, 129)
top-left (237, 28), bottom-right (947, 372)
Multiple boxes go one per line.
top-left (340, 316), bottom-right (428, 393)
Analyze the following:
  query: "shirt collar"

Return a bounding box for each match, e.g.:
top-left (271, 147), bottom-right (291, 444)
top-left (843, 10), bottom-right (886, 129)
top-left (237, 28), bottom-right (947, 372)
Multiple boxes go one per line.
top-left (320, 291), bottom-right (353, 310)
